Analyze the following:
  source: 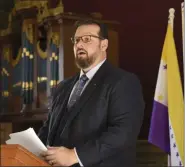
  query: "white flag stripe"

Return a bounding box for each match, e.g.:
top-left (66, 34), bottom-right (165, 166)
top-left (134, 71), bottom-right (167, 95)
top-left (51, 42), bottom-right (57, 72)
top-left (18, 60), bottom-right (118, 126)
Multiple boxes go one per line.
top-left (169, 119), bottom-right (183, 166)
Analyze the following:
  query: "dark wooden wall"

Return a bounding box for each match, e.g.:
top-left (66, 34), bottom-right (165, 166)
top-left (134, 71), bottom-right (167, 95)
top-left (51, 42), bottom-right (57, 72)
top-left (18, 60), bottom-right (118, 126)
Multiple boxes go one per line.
top-left (62, 0), bottom-right (184, 139)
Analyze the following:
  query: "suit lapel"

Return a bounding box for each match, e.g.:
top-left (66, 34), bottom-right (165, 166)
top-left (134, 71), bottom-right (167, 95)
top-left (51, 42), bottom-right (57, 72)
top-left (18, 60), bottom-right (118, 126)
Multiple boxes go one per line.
top-left (49, 74), bottom-right (79, 144)
top-left (61, 60), bottom-right (110, 136)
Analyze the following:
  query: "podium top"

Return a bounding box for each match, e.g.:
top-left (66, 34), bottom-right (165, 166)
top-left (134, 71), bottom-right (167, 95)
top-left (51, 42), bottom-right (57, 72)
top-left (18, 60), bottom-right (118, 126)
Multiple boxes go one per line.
top-left (1, 144), bottom-right (50, 166)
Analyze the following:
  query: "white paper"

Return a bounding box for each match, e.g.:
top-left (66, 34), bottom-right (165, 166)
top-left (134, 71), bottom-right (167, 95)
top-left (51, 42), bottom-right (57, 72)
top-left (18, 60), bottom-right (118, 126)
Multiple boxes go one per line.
top-left (6, 127), bottom-right (47, 156)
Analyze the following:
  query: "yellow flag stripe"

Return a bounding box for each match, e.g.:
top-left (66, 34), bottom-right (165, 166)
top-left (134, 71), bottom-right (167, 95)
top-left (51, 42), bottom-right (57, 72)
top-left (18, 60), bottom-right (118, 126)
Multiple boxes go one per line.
top-left (165, 25), bottom-right (184, 163)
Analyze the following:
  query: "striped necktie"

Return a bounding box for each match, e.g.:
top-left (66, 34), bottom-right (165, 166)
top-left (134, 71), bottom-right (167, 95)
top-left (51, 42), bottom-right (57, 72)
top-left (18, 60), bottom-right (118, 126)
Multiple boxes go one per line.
top-left (68, 74), bottom-right (89, 108)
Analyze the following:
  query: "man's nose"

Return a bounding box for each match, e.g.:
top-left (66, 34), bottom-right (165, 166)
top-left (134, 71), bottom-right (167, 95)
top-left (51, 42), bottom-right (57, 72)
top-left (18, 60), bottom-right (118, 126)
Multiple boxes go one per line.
top-left (75, 40), bottom-right (84, 48)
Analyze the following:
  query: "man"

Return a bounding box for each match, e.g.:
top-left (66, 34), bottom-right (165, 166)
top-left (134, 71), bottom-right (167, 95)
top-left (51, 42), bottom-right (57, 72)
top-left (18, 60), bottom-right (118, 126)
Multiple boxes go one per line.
top-left (38, 19), bottom-right (145, 167)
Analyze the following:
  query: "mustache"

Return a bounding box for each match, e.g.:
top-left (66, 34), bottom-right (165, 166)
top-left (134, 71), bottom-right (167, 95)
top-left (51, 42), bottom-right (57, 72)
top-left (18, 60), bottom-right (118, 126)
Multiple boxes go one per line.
top-left (76, 49), bottom-right (87, 54)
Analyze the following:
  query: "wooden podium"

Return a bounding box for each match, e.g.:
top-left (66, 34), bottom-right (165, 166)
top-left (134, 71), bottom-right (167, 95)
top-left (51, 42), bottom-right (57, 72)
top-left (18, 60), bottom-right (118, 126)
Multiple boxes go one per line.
top-left (0, 144), bottom-right (50, 166)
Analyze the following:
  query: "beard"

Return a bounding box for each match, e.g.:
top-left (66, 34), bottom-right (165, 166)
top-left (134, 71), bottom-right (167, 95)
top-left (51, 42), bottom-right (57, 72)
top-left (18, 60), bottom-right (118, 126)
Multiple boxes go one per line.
top-left (75, 50), bottom-right (96, 69)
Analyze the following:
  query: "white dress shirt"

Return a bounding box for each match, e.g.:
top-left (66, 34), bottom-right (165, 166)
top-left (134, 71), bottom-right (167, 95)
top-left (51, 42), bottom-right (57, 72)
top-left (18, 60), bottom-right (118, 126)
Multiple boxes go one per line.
top-left (68, 59), bottom-right (106, 104)
top-left (68, 59), bottom-right (106, 166)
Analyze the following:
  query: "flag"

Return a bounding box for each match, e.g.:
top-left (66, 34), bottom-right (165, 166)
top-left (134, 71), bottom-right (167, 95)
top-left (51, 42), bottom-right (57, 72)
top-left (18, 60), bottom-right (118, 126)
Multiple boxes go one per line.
top-left (148, 24), bottom-right (184, 166)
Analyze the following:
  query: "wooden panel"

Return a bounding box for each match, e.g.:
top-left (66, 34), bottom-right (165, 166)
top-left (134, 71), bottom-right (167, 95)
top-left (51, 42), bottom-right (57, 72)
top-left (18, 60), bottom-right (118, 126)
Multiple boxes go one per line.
top-left (63, 21), bottom-right (79, 78)
top-left (107, 29), bottom-right (119, 67)
top-left (0, 123), bottom-right (12, 144)
top-left (136, 140), bottom-right (167, 166)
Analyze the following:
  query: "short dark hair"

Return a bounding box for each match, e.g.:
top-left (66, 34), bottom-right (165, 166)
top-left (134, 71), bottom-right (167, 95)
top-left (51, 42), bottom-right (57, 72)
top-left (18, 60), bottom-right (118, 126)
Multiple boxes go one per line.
top-left (74, 19), bottom-right (108, 40)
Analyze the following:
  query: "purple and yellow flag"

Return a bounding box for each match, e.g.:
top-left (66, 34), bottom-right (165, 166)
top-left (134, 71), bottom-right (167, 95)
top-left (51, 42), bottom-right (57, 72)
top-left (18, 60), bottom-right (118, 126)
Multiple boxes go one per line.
top-left (148, 24), bottom-right (184, 166)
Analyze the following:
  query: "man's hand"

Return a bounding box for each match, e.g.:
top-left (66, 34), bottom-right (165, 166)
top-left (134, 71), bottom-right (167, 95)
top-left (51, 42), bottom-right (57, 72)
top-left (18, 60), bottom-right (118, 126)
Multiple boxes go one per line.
top-left (41, 146), bottom-right (78, 166)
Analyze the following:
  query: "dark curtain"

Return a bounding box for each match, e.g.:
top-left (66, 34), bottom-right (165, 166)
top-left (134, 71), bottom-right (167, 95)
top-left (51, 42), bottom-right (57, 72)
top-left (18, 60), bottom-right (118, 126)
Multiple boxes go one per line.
top-left (50, 36), bottom-right (59, 94)
top-left (37, 41), bottom-right (47, 91)
top-left (21, 24), bottom-right (34, 104)
top-left (12, 47), bottom-right (22, 96)
top-left (1, 47), bottom-right (10, 112)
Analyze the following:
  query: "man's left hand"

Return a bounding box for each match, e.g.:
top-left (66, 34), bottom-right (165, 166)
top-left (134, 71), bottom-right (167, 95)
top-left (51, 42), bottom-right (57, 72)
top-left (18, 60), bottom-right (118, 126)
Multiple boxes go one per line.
top-left (41, 146), bottom-right (78, 166)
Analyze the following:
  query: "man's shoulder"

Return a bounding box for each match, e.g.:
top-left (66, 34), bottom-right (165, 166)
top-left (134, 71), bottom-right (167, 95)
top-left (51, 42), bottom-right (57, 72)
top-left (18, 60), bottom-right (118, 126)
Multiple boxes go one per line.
top-left (106, 64), bottom-right (140, 84)
top-left (58, 76), bottom-right (75, 87)
top-left (52, 75), bottom-right (77, 97)
top-left (105, 65), bottom-right (143, 96)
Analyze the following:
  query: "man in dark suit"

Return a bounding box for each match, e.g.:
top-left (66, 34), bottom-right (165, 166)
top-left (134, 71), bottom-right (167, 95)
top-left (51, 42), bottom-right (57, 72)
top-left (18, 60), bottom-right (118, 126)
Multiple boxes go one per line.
top-left (39, 19), bottom-right (145, 167)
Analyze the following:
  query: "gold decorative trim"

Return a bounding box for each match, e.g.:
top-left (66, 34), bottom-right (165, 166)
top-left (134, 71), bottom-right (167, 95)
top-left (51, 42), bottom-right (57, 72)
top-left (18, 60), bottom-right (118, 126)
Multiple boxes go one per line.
top-left (12, 48), bottom-right (22, 67)
top-left (37, 1), bottom-right (64, 23)
top-left (0, 1), bottom-right (64, 36)
top-left (2, 91), bottom-right (9, 97)
top-left (26, 51), bottom-right (30, 56)
top-left (37, 77), bottom-right (47, 83)
top-left (22, 47), bottom-right (34, 59)
top-left (51, 32), bottom-right (60, 47)
top-left (0, 13), bottom-right (12, 36)
top-left (2, 68), bottom-right (10, 76)
top-left (14, 0), bottom-right (64, 18)
top-left (37, 2), bottom-right (50, 23)
top-left (30, 54), bottom-right (34, 59)
top-left (23, 23), bottom-right (34, 44)
top-left (15, 0), bottom-right (48, 11)
top-left (0, 0), bottom-right (64, 36)
top-left (22, 81), bottom-right (33, 90)
top-left (2, 46), bottom-right (11, 63)
top-left (54, 56), bottom-right (58, 60)
top-left (50, 52), bottom-right (58, 61)
top-left (37, 41), bottom-right (47, 59)
top-left (49, 1), bottom-right (64, 17)
top-left (13, 82), bottom-right (22, 88)
top-left (50, 80), bottom-right (58, 87)
top-left (0, 28), bottom-right (12, 37)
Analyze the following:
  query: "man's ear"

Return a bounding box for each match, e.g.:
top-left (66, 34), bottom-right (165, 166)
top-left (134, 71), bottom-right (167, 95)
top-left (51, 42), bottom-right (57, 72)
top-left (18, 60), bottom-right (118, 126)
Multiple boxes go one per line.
top-left (101, 39), bottom-right (108, 51)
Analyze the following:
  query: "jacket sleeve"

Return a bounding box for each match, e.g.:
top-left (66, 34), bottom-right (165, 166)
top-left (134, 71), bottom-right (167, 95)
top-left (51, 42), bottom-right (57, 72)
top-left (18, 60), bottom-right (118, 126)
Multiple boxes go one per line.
top-left (37, 109), bottom-right (52, 145)
top-left (75, 74), bottom-right (145, 166)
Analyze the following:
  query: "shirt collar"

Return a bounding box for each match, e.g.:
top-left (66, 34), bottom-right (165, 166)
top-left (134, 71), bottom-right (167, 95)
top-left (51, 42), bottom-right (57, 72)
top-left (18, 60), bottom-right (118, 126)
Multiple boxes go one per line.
top-left (80, 59), bottom-right (106, 80)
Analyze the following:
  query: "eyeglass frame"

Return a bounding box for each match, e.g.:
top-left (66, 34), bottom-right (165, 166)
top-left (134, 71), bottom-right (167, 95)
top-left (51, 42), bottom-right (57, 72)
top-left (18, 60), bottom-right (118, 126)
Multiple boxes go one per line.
top-left (71, 35), bottom-right (105, 44)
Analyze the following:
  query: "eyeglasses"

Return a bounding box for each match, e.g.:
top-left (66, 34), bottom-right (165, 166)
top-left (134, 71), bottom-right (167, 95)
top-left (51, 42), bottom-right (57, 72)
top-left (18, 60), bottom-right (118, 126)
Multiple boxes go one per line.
top-left (71, 35), bottom-right (104, 44)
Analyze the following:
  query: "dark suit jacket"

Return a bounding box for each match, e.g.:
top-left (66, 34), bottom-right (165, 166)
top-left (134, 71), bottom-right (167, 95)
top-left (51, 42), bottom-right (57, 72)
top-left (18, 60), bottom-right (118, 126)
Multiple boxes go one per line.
top-left (38, 60), bottom-right (145, 167)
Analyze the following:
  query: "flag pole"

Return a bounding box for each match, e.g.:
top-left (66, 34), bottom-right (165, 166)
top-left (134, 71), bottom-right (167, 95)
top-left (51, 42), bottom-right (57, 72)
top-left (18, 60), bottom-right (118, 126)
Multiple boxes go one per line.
top-left (168, 8), bottom-right (175, 29)
top-left (167, 8), bottom-right (175, 166)
top-left (182, 3), bottom-right (184, 54)
top-left (181, 2), bottom-right (185, 167)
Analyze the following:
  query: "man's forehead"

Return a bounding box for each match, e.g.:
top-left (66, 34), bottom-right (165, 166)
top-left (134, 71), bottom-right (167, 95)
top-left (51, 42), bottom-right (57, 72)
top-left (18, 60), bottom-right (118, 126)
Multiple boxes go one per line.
top-left (75, 24), bottom-right (100, 36)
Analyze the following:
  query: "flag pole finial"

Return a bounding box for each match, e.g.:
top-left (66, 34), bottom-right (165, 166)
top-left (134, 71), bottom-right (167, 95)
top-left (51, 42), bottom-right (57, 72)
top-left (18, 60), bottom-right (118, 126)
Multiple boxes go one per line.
top-left (168, 8), bottom-right (175, 29)
top-left (182, 2), bottom-right (184, 9)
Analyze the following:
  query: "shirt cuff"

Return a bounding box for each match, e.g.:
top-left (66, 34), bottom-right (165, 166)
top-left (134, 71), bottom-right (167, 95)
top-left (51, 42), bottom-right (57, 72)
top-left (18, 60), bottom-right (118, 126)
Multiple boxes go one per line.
top-left (74, 147), bottom-right (84, 166)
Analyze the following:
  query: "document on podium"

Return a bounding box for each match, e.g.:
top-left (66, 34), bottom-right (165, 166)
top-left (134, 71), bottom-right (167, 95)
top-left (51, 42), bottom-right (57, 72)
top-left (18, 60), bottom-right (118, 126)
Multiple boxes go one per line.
top-left (6, 127), bottom-right (47, 157)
